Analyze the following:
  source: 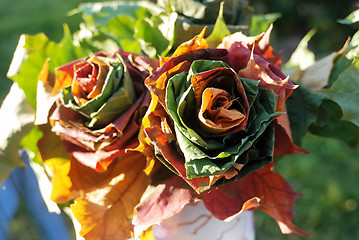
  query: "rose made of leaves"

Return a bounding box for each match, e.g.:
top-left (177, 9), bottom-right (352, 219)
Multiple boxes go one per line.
top-left (35, 51), bottom-right (158, 239)
top-left (133, 28), bottom-right (309, 238)
top-left (37, 51), bottom-right (158, 172)
top-left (60, 55), bottom-right (136, 128)
top-left (141, 30), bottom-right (281, 193)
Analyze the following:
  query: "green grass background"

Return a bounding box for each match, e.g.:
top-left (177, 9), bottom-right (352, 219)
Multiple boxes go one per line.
top-left (1, 0), bottom-right (358, 239)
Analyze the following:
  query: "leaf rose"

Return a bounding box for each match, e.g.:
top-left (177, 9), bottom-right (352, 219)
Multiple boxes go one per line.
top-left (34, 51), bottom-right (158, 238)
top-left (37, 51), bottom-right (158, 172)
top-left (141, 30), bottom-right (282, 193)
top-left (133, 28), bottom-right (309, 237)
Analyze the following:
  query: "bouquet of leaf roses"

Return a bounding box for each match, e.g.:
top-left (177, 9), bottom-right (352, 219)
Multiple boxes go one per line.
top-left (2, 1), bottom-right (359, 239)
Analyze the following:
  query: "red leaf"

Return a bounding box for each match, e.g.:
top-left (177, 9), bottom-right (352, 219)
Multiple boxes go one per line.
top-left (133, 175), bottom-right (200, 237)
top-left (274, 106), bottom-right (309, 156)
top-left (218, 24), bottom-right (281, 69)
top-left (201, 163), bottom-right (310, 236)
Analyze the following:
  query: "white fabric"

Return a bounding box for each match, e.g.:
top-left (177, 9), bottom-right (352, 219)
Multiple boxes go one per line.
top-left (152, 201), bottom-right (255, 240)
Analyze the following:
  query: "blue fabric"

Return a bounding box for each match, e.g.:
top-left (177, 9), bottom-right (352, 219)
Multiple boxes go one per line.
top-left (0, 150), bottom-right (72, 240)
top-left (0, 173), bottom-right (20, 238)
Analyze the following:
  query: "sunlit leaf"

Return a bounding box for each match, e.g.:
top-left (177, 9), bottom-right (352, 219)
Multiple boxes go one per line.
top-left (0, 84), bottom-right (34, 180)
top-left (71, 152), bottom-right (150, 240)
top-left (72, 1), bottom-right (144, 26)
top-left (100, 15), bottom-right (142, 54)
top-left (284, 29), bottom-right (316, 76)
top-left (296, 53), bottom-right (337, 90)
top-left (39, 122), bottom-right (149, 203)
top-left (284, 30), bottom-right (343, 91)
top-left (157, 0), bottom-right (251, 26)
top-left (7, 26), bottom-right (88, 109)
top-left (20, 126), bottom-right (43, 164)
top-left (74, 1), bottom-right (177, 57)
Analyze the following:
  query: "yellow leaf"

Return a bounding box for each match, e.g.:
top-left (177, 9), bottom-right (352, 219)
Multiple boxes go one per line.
top-left (71, 152), bottom-right (150, 240)
top-left (46, 157), bottom-right (79, 203)
top-left (139, 228), bottom-right (155, 240)
top-left (160, 28), bottom-right (208, 65)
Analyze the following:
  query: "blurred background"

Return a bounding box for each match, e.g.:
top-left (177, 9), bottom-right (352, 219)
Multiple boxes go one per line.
top-left (0, 0), bottom-right (358, 239)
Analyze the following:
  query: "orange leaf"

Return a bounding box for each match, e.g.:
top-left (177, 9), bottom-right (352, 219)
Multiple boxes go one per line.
top-left (52, 152), bottom-right (148, 205)
top-left (38, 59), bottom-right (55, 85)
top-left (71, 152), bottom-right (150, 240)
top-left (201, 162), bottom-right (309, 236)
top-left (38, 124), bottom-right (81, 202)
top-left (52, 58), bottom-right (81, 94)
top-left (161, 28), bottom-right (208, 65)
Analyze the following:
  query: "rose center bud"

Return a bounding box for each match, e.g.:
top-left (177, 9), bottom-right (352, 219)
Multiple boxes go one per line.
top-left (198, 87), bottom-right (246, 135)
top-left (75, 63), bottom-right (98, 92)
top-left (211, 95), bottom-right (230, 110)
top-left (72, 56), bottom-right (109, 106)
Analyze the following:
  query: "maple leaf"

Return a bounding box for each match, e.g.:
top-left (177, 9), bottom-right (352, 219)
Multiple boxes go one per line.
top-left (71, 151), bottom-right (150, 240)
top-left (201, 162), bottom-right (310, 236)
